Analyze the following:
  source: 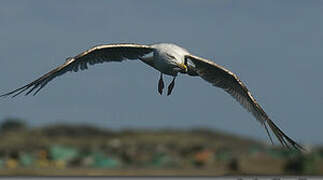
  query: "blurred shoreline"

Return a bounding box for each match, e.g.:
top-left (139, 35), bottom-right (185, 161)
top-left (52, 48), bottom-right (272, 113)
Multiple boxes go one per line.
top-left (0, 118), bottom-right (322, 176)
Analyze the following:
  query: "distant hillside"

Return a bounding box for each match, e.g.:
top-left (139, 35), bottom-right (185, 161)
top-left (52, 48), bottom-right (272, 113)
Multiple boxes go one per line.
top-left (0, 122), bottom-right (265, 153)
top-left (0, 118), bottom-right (322, 176)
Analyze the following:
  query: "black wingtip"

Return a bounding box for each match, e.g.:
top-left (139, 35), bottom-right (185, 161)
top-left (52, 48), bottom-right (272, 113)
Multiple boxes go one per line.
top-left (264, 122), bottom-right (274, 145)
top-left (266, 119), bottom-right (305, 152)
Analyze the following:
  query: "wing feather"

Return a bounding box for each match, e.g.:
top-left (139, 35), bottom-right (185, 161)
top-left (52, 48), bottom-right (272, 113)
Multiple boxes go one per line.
top-left (1, 43), bottom-right (153, 97)
top-left (186, 54), bottom-right (303, 151)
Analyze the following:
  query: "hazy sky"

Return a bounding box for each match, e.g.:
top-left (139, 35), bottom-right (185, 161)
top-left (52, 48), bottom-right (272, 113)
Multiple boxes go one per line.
top-left (1, 1), bottom-right (322, 145)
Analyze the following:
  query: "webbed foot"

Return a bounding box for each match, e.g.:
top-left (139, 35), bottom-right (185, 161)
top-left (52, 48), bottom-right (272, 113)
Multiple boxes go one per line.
top-left (167, 77), bottom-right (176, 96)
top-left (158, 73), bottom-right (164, 95)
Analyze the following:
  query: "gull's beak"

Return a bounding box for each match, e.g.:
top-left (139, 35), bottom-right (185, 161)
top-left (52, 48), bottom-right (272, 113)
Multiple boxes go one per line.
top-left (177, 63), bottom-right (188, 73)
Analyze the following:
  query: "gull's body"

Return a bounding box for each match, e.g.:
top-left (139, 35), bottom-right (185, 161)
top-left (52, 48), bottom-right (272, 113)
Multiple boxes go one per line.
top-left (149, 43), bottom-right (190, 76)
top-left (0, 42), bottom-right (303, 150)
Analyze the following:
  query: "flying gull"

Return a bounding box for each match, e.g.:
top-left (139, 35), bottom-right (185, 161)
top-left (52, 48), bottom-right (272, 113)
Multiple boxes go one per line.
top-left (0, 43), bottom-right (303, 150)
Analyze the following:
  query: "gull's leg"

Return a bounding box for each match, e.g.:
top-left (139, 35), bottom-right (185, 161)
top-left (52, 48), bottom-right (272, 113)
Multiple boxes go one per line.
top-left (158, 73), bottom-right (164, 95)
top-left (167, 77), bottom-right (176, 96)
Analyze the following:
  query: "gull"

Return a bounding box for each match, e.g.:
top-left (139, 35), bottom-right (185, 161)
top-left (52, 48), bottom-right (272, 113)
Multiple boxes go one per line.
top-left (0, 43), bottom-right (303, 150)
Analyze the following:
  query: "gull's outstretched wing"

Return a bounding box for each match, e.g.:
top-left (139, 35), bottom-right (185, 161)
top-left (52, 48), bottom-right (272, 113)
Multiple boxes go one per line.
top-left (185, 54), bottom-right (303, 150)
top-left (1, 43), bottom-right (154, 97)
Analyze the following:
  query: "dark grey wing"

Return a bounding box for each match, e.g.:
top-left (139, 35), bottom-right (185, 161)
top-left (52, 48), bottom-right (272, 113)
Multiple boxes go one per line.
top-left (185, 54), bottom-right (303, 151)
top-left (1, 43), bottom-right (154, 97)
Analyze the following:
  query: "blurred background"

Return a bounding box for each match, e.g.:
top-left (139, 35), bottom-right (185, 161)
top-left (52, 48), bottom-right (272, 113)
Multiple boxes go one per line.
top-left (0, 0), bottom-right (323, 176)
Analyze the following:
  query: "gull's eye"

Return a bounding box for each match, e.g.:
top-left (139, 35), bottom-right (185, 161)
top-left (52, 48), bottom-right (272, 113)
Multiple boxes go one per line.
top-left (165, 53), bottom-right (176, 60)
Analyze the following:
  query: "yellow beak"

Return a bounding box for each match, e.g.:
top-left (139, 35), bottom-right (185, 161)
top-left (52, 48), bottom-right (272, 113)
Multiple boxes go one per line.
top-left (177, 63), bottom-right (188, 72)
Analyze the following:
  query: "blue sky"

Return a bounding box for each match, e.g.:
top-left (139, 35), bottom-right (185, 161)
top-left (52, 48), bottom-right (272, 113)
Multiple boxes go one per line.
top-left (1, 1), bottom-right (322, 145)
